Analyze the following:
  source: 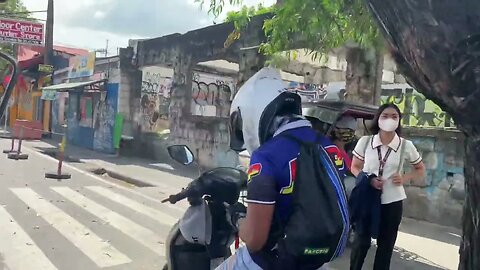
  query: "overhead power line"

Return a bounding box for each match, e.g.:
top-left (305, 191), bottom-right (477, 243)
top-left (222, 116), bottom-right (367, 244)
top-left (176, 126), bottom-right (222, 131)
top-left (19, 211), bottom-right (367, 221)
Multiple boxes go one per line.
top-left (0, 15), bottom-right (46, 22)
top-left (0, 10), bottom-right (47, 15)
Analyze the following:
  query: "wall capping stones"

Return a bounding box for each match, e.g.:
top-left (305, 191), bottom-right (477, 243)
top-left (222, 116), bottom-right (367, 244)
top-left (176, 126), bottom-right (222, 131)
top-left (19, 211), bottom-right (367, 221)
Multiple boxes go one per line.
top-left (403, 126), bottom-right (464, 141)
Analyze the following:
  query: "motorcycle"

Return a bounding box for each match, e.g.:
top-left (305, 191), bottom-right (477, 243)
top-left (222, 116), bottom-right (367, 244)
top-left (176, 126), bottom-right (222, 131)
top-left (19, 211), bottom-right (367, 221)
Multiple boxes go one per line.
top-left (162, 145), bottom-right (248, 270)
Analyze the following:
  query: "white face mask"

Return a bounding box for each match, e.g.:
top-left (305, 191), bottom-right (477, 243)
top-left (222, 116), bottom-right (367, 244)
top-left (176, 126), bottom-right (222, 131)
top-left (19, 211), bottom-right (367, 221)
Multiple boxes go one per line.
top-left (378, 118), bottom-right (399, 132)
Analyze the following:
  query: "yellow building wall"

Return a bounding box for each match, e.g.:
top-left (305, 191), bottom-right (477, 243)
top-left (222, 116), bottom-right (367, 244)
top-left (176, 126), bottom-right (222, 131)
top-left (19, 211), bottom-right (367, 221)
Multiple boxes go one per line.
top-left (43, 100), bottom-right (51, 132)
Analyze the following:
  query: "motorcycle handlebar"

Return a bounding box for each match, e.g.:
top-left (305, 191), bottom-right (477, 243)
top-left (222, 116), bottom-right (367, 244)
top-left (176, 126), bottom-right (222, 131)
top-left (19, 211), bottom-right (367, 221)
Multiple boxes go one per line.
top-left (161, 188), bottom-right (190, 204)
top-left (161, 167), bottom-right (247, 204)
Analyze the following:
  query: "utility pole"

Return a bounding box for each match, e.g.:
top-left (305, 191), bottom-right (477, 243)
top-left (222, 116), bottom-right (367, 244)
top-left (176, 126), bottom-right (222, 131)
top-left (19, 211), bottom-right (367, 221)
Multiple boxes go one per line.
top-left (105, 39), bottom-right (109, 57)
top-left (95, 40), bottom-right (109, 57)
top-left (44, 0), bottom-right (54, 65)
top-left (43, 0), bottom-right (54, 137)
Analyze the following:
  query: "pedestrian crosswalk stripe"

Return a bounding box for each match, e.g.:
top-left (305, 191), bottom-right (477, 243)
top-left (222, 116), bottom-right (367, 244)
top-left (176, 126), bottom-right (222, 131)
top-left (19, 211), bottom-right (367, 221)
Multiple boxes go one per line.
top-left (86, 186), bottom-right (177, 226)
top-left (10, 188), bottom-right (132, 268)
top-left (52, 187), bottom-right (165, 256)
top-left (25, 144), bottom-right (188, 214)
top-left (0, 205), bottom-right (58, 270)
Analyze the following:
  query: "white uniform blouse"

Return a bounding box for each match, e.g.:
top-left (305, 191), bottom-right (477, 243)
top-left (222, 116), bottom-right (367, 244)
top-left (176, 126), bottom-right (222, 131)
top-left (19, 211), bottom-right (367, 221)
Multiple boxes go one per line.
top-left (352, 134), bottom-right (422, 204)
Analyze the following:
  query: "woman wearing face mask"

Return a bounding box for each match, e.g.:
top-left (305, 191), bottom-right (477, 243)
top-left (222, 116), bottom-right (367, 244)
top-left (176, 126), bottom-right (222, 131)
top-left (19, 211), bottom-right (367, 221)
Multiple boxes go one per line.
top-left (349, 103), bottom-right (426, 270)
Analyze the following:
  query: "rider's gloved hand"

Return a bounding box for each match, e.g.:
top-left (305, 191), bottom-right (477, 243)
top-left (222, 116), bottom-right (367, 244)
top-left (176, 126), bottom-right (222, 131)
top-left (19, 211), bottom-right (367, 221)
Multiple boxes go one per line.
top-left (229, 202), bottom-right (247, 229)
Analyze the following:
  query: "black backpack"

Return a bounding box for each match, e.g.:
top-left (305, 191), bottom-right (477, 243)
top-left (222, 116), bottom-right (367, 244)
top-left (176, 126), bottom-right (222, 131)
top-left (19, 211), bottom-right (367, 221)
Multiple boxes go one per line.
top-left (275, 134), bottom-right (350, 268)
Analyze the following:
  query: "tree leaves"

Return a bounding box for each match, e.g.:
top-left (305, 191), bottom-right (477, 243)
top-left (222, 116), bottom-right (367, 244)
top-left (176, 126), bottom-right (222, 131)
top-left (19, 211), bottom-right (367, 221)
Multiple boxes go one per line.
top-left (195, 0), bottom-right (243, 18)
top-left (199, 0), bottom-right (380, 61)
top-left (225, 4), bottom-right (272, 30)
top-left (0, 0), bottom-right (31, 70)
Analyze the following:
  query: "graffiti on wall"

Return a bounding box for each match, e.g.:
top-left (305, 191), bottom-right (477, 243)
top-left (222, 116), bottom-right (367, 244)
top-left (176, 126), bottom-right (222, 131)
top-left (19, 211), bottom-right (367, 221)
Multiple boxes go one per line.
top-left (380, 85), bottom-right (455, 128)
top-left (15, 74), bottom-right (34, 120)
top-left (289, 81), bottom-right (453, 128)
top-left (191, 72), bottom-right (235, 118)
top-left (287, 82), bottom-right (327, 101)
top-left (140, 67), bottom-right (172, 132)
top-left (93, 84), bottom-right (118, 153)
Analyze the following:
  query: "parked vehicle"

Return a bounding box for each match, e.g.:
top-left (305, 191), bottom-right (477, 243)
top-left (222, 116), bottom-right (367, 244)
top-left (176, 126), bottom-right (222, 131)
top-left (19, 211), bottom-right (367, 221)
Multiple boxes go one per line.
top-left (302, 100), bottom-right (378, 137)
top-left (162, 145), bottom-right (247, 270)
top-left (303, 100), bottom-right (378, 196)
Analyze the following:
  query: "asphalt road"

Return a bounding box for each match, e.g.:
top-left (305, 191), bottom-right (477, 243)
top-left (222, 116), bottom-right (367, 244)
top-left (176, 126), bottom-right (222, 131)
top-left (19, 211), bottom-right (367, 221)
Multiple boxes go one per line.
top-left (0, 139), bottom-right (190, 270)
top-left (0, 138), bottom-right (460, 270)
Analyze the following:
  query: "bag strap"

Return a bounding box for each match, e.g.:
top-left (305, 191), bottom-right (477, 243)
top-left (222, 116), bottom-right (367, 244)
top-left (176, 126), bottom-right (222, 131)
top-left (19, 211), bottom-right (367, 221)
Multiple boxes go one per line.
top-left (396, 138), bottom-right (407, 174)
top-left (362, 135), bottom-right (406, 173)
top-left (280, 133), bottom-right (316, 147)
top-left (362, 135), bottom-right (373, 156)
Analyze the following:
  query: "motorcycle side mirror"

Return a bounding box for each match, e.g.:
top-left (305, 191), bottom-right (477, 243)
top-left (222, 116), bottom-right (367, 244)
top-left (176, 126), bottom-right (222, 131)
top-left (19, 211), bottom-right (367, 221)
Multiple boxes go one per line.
top-left (167, 145), bottom-right (195, 165)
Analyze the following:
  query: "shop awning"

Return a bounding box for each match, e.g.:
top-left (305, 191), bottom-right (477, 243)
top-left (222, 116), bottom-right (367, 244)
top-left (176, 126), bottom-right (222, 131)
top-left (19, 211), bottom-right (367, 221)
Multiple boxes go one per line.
top-left (41, 79), bottom-right (107, 91)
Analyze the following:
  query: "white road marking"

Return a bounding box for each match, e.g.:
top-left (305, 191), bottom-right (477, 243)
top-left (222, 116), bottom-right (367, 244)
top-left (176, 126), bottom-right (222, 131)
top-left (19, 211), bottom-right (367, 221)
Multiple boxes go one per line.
top-left (52, 187), bottom-right (165, 256)
top-left (86, 186), bottom-right (177, 226)
top-left (10, 188), bottom-right (131, 268)
top-left (0, 205), bottom-right (58, 270)
top-left (23, 145), bottom-right (187, 213)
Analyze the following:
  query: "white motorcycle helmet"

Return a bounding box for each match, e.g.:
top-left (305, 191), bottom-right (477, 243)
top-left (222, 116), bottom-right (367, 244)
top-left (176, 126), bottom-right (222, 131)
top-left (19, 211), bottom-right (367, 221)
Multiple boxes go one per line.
top-left (229, 67), bottom-right (302, 154)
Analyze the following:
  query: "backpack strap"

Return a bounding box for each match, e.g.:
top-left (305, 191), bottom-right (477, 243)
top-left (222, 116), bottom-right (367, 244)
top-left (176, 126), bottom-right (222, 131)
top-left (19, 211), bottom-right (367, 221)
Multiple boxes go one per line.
top-left (396, 138), bottom-right (407, 174)
top-left (271, 133), bottom-right (314, 242)
top-left (280, 133), bottom-right (315, 147)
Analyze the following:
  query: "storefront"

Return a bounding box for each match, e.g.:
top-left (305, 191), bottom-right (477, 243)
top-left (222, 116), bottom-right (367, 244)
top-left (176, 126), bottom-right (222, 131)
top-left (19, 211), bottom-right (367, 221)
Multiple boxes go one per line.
top-left (41, 79), bottom-right (119, 154)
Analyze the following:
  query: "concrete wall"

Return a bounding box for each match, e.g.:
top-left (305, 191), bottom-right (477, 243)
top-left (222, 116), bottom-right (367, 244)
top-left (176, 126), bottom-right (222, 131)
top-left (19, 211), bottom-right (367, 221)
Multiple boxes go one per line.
top-left (402, 127), bottom-right (465, 228)
top-left (130, 63), bottom-right (239, 167)
top-left (119, 71), bottom-right (133, 137)
top-left (170, 117), bottom-right (239, 169)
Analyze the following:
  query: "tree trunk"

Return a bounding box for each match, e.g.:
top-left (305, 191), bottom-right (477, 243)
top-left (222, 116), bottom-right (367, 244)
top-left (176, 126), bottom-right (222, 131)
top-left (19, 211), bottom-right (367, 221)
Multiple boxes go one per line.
top-left (345, 46), bottom-right (383, 105)
top-left (460, 133), bottom-right (480, 270)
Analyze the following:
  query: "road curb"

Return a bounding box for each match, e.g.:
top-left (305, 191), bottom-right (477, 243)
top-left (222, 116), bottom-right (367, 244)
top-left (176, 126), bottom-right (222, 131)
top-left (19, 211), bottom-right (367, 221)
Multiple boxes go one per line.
top-left (90, 167), bottom-right (155, 187)
top-left (32, 147), bottom-right (157, 188)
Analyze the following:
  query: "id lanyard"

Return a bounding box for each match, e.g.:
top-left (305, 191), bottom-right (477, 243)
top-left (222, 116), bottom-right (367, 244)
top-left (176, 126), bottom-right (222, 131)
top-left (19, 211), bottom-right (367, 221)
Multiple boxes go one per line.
top-left (377, 147), bottom-right (392, 177)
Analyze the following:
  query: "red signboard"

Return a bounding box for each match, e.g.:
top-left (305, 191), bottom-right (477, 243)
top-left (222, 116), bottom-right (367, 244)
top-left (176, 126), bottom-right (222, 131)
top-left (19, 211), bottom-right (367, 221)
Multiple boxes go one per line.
top-left (0, 18), bottom-right (44, 45)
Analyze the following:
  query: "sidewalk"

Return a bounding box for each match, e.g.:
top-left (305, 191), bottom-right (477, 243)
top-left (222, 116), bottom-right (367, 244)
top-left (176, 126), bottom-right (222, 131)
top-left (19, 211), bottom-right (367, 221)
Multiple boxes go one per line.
top-left (14, 136), bottom-right (461, 270)
top-left (328, 217), bottom-right (460, 270)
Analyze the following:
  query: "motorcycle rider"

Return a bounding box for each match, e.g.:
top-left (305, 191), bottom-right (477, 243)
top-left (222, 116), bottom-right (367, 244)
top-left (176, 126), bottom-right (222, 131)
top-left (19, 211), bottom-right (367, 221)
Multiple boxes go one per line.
top-left (329, 115), bottom-right (358, 172)
top-left (217, 67), bottom-right (345, 270)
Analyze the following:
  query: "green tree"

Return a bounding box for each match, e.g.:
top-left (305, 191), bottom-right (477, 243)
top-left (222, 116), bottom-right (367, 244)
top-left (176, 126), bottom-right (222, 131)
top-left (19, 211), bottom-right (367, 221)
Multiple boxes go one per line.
top-left (0, 0), bottom-right (32, 56)
top-left (198, 0), bottom-right (384, 104)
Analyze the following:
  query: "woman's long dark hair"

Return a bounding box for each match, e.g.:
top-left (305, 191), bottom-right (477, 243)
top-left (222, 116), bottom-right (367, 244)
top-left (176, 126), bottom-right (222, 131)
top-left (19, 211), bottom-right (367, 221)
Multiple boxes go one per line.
top-left (370, 103), bottom-right (402, 135)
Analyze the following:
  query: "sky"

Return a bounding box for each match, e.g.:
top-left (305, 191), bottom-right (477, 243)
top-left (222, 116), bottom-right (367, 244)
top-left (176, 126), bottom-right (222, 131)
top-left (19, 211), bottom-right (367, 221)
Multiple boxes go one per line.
top-left (22, 0), bottom-right (275, 55)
